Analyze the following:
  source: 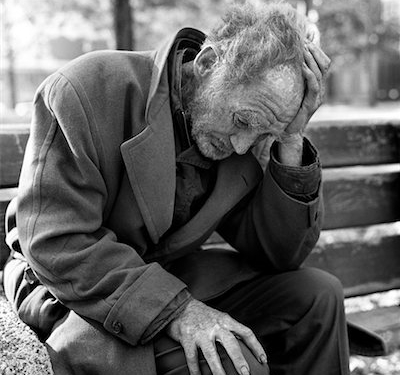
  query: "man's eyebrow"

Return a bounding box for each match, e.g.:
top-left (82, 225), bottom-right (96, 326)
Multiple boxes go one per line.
top-left (237, 108), bottom-right (277, 128)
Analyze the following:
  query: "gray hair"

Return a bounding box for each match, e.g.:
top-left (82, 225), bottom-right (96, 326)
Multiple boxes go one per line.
top-left (205, 1), bottom-right (310, 85)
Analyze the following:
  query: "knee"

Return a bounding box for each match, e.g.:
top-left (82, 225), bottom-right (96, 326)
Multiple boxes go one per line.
top-left (293, 268), bottom-right (345, 319)
top-left (300, 267), bottom-right (344, 299)
top-left (46, 311), bottom-right (118, 373)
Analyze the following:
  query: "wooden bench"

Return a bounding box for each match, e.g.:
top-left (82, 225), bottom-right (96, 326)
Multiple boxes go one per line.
top-left (1, 118), bottom-right (400, 353)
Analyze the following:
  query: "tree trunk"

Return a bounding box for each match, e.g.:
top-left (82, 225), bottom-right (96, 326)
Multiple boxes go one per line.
top-left (2, 0), bottom-right (17, 109)
top-left (305, 0), bottom-right (313, 14)
top-left (113, 0), bottom-right (134, 50)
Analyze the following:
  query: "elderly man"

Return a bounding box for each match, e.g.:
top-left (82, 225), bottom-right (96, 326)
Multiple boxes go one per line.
top-left (3, 2), bottom-right (349, 375)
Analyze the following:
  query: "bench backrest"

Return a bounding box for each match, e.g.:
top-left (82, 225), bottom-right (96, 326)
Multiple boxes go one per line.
top-left (1, 120), bottom-right (400, 297)
top-left (305, 119), bottom-right (400, 297)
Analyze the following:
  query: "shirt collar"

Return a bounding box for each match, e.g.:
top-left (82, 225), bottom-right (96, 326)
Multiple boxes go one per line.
top-left (176, 144), bottom-right (214, 169)
top-left (168, 39), bottom-right (200, 149)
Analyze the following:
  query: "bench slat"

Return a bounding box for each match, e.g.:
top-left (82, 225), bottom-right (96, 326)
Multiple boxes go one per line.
top-left (306, 120), bottom-right (400, 167)
top-left (0, 124), bottom-right (30, 188)
top-left (0, 188), bottom-right (18, 268)
top-left (2, 121), bottom-right (400, 186)
top-left (322, 165), bottom-right (400, 230)
top-left (206, 222), bottom-right (400, 297)
top-left (304, 223), bottom-right (400, 297)
top-left (347, 306), bottom-right (400, 354)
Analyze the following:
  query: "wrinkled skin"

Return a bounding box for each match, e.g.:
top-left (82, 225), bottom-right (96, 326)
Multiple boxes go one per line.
top-left (189, 64), bottom-right (303, 161)
top-left (189, 41), bottom-right (330, 166)
top-left (167, 40), bottom-right (331, 375)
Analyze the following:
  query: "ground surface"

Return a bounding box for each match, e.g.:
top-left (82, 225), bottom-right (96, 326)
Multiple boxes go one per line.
top-left (0, 277), bottom-right (53, 375)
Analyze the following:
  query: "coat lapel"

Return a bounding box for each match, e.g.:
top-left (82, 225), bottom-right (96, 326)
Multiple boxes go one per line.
top-left (120, 94), bottom-right (175, 245)
top-left (120, 28), bottom-right (206, 244)
top-left (168, 152), bottom-right (263, 249)
top-left (145, 152), bottom-right (264, 263)
top-left (120, 34), bottom-right (177, 244)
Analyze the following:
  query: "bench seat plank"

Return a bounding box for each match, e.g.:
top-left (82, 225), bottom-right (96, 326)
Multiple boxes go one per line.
top-left (206, 222), bottom-right (400, 297)
top-left (307, 120), bottom-right (400, 167)
top-left (0, 124), bottom-right (30, 188)
top-left (322, 164), bottom-right (400, 229)
top-left (304, 222), bottom-right (400, 297)
top-left (347, 306), bottom-right (400, 354)
top-left (0, 188), bottom-right (18, 268)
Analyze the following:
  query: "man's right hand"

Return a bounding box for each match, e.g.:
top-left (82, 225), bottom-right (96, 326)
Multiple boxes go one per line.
top-left (166, 299), bottom-right (268, 375)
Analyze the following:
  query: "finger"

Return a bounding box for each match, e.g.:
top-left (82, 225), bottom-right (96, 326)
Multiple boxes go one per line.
top-left (231, 322), bottom-right (268, 365)
top-left (284, 107), bottom-right (308, 135)
top-left (303, 46), bottom-right (322, 83)
top-left (302, 63), bottom-right (319, 96)
top-left (305, 23), bottom-right (320, 45)
top-left (218, 331), bottom-right (250, 375)
top-left (201, 342), bottom-right (227, 375)
top-left (183, 342), bottom-right (201, 375)
top-left (302, 63), bottom-right (323, 118)
top-left (306, 42), bottom-right (331, 75)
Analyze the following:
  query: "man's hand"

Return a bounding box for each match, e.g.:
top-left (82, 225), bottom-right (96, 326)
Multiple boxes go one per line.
top-left (278, 41), bottom-right (331, 166)
top-left (166, 299), bottom-right (268, 375)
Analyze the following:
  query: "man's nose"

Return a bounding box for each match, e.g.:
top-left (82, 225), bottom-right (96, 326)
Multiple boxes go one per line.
top-left (230, 132), bottom-right (256, 155)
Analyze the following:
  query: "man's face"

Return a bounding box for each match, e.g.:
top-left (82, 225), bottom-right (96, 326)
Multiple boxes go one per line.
top-left (190, 65), bottom-right (304, 160)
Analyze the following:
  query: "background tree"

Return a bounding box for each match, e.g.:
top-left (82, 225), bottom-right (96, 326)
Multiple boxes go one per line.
top-left (113, 0), bottom-right (134, 50)
top-left (315, 0), bottom-right (400, 105)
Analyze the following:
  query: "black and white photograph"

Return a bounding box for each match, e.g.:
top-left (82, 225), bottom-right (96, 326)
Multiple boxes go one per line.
top-left (1, 1), bottom-right (399, 374)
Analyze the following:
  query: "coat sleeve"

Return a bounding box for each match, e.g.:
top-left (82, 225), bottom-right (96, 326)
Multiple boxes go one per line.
top-left (216, 143), bottom-right (324, 272)
top-left (17, 72), bottom-right (187, 346)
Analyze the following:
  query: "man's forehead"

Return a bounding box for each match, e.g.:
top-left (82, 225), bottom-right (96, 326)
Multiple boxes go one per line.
top-left (262, 65), bottom-right (303, 101)
top-left (227, 64), bottom-right (303, 126)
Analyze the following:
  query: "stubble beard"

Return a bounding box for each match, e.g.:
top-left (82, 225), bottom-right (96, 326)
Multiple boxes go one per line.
top-left (189, 86), bottom-right (233, 161)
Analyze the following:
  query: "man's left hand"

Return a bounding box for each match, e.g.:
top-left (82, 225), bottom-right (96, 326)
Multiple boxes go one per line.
top-left (277, 41), bottom-right (330, 166)
top-left (283, 41), bottom-right (331, 139)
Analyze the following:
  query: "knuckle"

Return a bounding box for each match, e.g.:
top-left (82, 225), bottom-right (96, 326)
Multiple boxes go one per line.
top-left (241, 326), bottom-right (254, 337)
top-left (185, 350), bottom-right (197, 361)
top-left (188, 362), bottom-right (201, 375)
top-left (221, 312), bottom-right (231, 320)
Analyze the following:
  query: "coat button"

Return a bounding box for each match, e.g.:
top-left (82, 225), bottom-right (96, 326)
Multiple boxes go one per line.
top-left (112, 321), bottom-right (123, 334)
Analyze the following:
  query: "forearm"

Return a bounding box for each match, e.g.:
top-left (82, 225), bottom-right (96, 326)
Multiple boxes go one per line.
top-left (218, 170), bottom-right (322, 271)
top-left (218, 138), bottom-right (322, 270)
top-left (277, 133), bottom-right (303, 166)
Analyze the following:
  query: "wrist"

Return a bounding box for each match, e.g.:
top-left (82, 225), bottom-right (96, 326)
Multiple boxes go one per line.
top-left (166, 297), bottom-right (196, 336)
top-left (277, 133), bottom-right (303, 166)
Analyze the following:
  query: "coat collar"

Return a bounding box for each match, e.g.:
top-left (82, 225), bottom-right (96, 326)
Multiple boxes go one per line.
top-left (145, 28), bottom-right (205, 125)
top-left (121, 28), bottom-right (205, 244)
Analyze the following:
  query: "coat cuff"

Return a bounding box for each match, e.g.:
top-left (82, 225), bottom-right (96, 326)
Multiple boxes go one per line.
top-left (269, 137), bottom-right (321, 201)
top-left (140, 289), bottom-right (193, 344)
top-left (103, 262), bottom-right (187, 346)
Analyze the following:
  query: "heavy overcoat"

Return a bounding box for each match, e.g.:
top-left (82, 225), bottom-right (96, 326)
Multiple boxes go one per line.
top-left (16, 28), bottom-right (322, 373)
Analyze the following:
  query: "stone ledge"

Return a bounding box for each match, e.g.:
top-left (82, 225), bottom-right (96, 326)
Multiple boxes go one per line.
top-left (0, 281), bottom-right (54, 375)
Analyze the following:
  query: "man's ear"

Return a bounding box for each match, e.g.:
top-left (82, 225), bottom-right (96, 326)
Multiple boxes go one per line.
top-left (193, 45), bottom-right (219, 79)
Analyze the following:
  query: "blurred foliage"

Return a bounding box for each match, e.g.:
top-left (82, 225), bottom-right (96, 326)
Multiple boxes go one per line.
top-left (4, 0), bottom-right (399, 58)
top-left (315, 0), bottom-right (400, 65)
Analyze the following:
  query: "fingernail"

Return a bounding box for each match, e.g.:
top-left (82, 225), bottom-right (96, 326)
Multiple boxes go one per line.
top-left (259, 354), bottom-right (268, 364)
top-left (241, 365), bottom-right (250, 375)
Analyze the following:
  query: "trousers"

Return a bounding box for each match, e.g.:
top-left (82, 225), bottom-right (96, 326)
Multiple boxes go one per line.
top-left (4, 257), bottom-right (350, 375)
